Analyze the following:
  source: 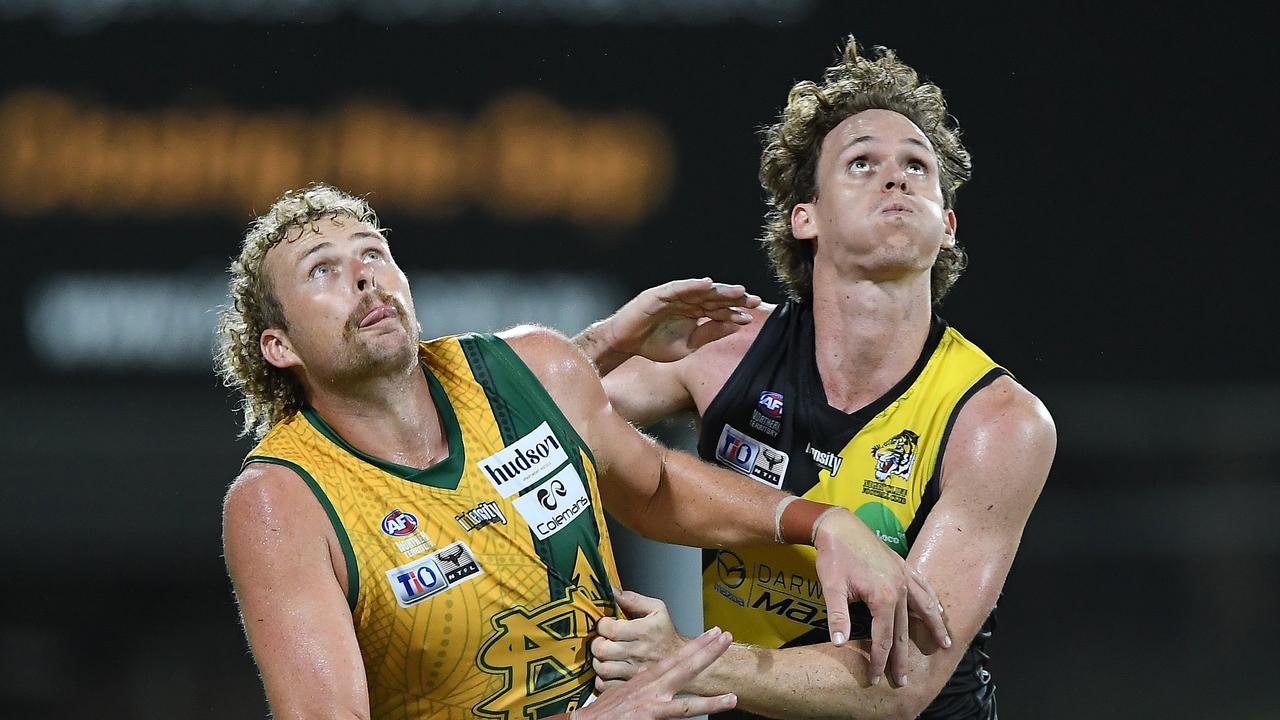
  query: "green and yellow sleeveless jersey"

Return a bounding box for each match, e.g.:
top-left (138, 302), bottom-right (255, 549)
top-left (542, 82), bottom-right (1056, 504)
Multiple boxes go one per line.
top-left (246, 334), bottom-right (619, 720)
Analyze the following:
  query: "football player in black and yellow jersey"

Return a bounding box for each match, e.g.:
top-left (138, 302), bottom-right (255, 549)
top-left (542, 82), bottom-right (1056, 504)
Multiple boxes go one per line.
top-left (215, 184), bottom-right (951, 720)
top-left (584, 36), bottom-right (1056, 720)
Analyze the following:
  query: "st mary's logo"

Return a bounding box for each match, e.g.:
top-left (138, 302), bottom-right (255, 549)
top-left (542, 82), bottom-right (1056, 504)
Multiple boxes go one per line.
top-left (871, 429), bottom-right (920, 481)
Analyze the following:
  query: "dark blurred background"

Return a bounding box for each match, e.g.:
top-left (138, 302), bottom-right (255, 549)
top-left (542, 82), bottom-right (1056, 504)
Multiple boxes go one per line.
top-left (1, 1), bottom-right (1276, 717)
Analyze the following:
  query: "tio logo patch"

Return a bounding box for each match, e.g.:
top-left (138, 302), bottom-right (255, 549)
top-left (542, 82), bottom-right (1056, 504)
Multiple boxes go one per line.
top-left (715, 425), bottom-right (789, 488)
top-left (385, 541), bottom-right (483, 608)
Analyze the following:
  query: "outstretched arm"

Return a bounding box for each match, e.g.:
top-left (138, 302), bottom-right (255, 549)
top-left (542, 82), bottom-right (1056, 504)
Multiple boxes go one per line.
top-left (573, 278), bottom-right (760, 375)
top-left (592, 376), bottom-right (1055, 717)
top-left (503, 325), bottom-right (950, 686)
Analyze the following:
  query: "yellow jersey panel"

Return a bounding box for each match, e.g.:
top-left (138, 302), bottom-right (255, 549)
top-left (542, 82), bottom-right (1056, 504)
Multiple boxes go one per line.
top-left (702, 321), bottom-right (1004, 649)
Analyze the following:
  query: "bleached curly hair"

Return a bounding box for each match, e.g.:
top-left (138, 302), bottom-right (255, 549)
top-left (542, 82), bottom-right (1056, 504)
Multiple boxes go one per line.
top-left (215, 184), bottom-right (380, 441)
top-left (759, 35), bottom-right (972, 303)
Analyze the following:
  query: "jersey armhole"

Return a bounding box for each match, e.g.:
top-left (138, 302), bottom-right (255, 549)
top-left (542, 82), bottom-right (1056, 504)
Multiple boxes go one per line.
top-left (699, 304), bottom-right (790, 450)
top-left (904, 367), bottom-right (1009, 545)
top-left (244, 455), bottom-right (361, 612)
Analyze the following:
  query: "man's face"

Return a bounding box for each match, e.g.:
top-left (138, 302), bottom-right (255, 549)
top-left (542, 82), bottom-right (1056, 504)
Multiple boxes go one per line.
top-left (792, 109), bottom-right (956, 282)
top-left (258, 216), bottom-right (421, 385)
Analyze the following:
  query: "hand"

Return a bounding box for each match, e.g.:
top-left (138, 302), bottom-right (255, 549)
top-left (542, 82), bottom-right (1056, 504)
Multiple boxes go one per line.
top-left (590, 590), bottom-right (689, 692)
top-left (581, 615), bottom-right (736, 719)
top-left (587, 278), bottom-right (761, 371)
top-left (812, 509), bottom-right (952, 688)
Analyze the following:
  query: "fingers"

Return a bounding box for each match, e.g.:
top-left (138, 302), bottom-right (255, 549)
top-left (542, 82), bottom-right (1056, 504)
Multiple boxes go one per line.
top-left (822, 582), bottom-right (851, 647)
top-left (865, 592), bottom-right (893, 686)
top-left (594, 675), bottom-right (624, 693)
top-left (614, 589), bottom-right (667, 619)
top-left (650, 627), bottom-right (732, 691)
top-left (655, 693), bottom-right (738, 718)
top-left (889, 587), bottom-right (910, 688)
top-left (591, 635), bottom-right (626, 661)
top-left (906, 569), bottom-right (951, 652)
top-left (653, 279), bottom-right (761, 314)
top-left (592, 657), bottom-right (639, 682)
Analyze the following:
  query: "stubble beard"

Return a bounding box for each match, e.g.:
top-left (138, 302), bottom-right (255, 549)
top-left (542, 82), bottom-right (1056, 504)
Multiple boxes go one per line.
top-left (336, 293), bottom-right (420, 382)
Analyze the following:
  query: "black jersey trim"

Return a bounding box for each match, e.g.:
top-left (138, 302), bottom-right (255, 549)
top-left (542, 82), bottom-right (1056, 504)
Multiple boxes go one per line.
top-left (243, 455), bottom-right (360, 612)
top-left (904, 367), bottom-right (1009, 546)
top-left (699, 303), bottom-right (791, 442)
top-left (810, 313), bottom-right (949, 440)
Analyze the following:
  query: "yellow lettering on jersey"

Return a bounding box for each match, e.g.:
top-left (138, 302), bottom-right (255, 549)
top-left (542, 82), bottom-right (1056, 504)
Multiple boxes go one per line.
top-left (475, 585), bottom-right (596, 719)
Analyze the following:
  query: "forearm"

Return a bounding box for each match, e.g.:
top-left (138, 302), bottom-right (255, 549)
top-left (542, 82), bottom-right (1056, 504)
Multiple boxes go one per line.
top-left (690, 641), bottom-right (946, 720)
top-left (573, 320), bottom-right (629, 376)
top-left (629, 447), bottom-right (829, 548)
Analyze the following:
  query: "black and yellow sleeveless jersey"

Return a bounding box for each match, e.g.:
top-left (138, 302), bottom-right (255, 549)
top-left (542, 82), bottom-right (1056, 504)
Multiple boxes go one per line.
top-left (697, 301), bottom-right (1006, 720)
top-left (245, 334), bottom-right (620, 720)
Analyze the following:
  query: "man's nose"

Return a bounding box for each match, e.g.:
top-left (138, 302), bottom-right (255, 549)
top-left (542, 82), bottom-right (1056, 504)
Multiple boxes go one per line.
top-left (883, 166), bottom-right (909, 193)
top-left (354, 258), bottom-right (378, 292)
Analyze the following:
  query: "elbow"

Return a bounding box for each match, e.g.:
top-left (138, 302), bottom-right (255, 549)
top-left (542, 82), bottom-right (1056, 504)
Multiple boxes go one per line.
top-left (843, 683), bottom-right (940, 720)
top-left (882, 682), bottom-right (945, 720)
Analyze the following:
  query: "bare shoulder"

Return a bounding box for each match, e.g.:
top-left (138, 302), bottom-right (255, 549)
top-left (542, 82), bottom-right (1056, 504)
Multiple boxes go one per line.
top-left (496, 324), bottom-right (595, 388)
top-left (691, 303), bottom-right (775, 363)
top-left (222, 461), bottom-right (334, 561)
top-left (679, 303), bottom-right (776, 410)
top-left (225, 462), bottom-right (313, 522)
top-left (942, 375), bottom-right (1057, 495)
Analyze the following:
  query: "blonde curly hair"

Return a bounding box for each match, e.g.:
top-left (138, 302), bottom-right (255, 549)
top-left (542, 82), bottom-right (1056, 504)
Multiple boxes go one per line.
top-left (215, 184), bottom-right (381, 440)
top-left (759, 35), bottom-right (972, 303)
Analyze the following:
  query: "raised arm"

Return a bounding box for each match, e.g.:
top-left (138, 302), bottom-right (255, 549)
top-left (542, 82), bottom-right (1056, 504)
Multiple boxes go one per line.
top-left (223, 463), bottom-right (371, 720)
top-left (503, 325), bottom-right (950, 684)
top-left (572, 278), bottom-right (760, 376)
top-left (593, 377), bottom-right (1056, 718)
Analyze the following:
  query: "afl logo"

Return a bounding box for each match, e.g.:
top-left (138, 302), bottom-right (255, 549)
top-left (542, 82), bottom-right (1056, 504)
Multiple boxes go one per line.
top-left (757, 391), bottom-right (784, 418)
top-left (381, 509), bottom-right (419, 537)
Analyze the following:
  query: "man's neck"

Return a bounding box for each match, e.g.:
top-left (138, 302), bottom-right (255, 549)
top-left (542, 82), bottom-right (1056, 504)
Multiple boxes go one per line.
top-left (810, 267), bottom-right (934, 414)
top-left (306, 363), bottom-right (446, 470)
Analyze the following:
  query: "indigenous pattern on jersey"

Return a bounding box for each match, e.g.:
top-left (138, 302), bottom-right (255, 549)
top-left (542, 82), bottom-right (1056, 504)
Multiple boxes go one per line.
top-left (246, 335), bottom-right (620, 720)
top-left (697, 301), bottom-right (1006, 720)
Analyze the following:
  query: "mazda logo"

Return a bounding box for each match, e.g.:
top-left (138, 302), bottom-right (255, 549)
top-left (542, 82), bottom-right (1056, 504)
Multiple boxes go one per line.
top-left (715, 550), bottom-right (746, 589)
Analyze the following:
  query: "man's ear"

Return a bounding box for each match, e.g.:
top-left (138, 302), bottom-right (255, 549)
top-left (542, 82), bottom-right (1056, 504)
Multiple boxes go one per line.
top-left (791, 202), bottom-right (819, 241)
top-left (260, 328), bottom-right (302, 370)
top-left (941, 209), bottom-right (957, 249)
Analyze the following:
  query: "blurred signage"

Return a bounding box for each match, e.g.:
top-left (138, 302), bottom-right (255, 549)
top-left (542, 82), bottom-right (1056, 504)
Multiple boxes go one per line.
top-left (25, 270), bottom-right (621, 373)
top-left (0, 90), bottom-right (673, 226)
top-left (1, 0), bottom-right (812, 28)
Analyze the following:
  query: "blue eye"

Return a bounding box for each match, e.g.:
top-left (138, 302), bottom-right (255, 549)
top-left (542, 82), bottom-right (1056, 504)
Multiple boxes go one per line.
top-left (309, 263), bottom-right (330, 279)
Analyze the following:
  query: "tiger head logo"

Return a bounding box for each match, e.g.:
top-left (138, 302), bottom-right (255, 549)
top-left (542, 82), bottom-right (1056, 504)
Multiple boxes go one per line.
top-left (871, 430), bottom-right (920, 481)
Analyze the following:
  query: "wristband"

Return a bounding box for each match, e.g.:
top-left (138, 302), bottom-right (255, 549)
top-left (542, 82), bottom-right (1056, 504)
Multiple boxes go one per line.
top-left (778, 498), bottom-right (839, 545)
top-left (809, 506), bottom-right (844, 545)
top-left (773, 495), bottom-right (801, 543)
